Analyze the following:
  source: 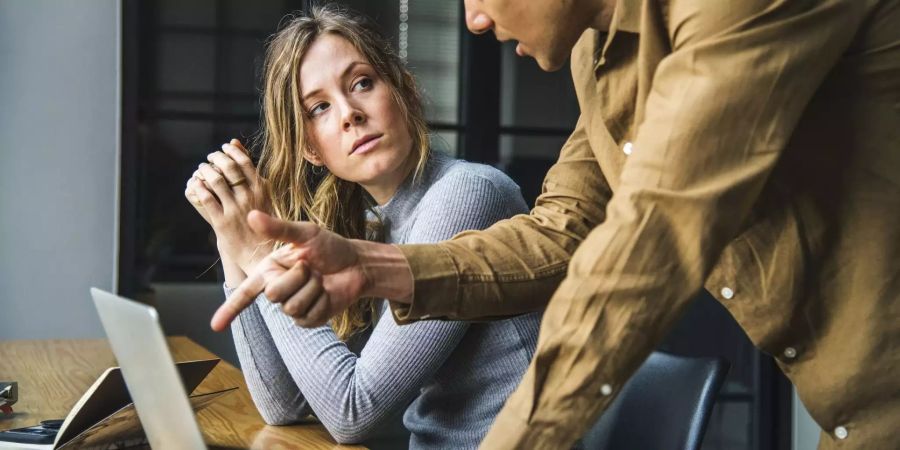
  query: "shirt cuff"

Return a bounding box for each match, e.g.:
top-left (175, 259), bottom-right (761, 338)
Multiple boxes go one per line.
top-left (389, 243), bottom-right (460, 324)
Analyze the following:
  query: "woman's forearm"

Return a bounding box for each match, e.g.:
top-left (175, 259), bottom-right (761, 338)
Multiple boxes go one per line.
top-left (220, 250), bottom-right (247, 288)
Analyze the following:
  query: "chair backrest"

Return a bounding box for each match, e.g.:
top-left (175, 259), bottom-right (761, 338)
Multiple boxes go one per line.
top-left (580, 351), bottom-right (729, 450)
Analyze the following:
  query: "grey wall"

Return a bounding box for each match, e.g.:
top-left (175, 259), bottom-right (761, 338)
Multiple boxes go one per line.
top-left (0, 0), bottom-right (119, 340)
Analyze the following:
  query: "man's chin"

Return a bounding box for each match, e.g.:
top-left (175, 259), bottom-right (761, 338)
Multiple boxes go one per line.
top-left (533, 53), bottom-right (567, 72)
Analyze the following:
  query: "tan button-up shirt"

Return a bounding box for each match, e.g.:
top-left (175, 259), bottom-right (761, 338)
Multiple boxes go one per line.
top-left (393, 0), bottom-right (900, 448)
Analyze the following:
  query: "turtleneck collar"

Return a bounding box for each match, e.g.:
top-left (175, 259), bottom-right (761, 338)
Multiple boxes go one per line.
top-left (370, 150), bottom-right (456, 244)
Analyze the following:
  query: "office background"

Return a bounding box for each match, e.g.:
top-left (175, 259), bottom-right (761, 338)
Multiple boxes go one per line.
top-left (0, 1), bottom-right (821, 449)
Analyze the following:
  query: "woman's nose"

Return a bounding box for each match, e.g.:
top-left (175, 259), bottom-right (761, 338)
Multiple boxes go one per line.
top-left (343, 108), bottom-right (366, 131)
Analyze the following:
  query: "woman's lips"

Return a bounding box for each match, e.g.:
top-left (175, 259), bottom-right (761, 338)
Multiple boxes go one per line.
top-left (351, 135), bottom-right (382, 155)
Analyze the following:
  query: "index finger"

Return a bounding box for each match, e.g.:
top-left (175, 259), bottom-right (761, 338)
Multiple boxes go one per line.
top-left (224, 138), bottom-right (253, 165)
top-left (210, 271), bottom-right (266, 331)
top-left (221, 140), bottom-right (256, 181)
top-left (230, 138), bottom-right (251, 156)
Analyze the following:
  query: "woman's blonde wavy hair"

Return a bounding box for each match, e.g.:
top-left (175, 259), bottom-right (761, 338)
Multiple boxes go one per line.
top-left (255, 3), bottom-right (430, 340)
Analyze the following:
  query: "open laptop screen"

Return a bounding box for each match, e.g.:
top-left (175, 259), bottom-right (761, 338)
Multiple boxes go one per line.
top-left (90, 288), bottom-right (207, 450)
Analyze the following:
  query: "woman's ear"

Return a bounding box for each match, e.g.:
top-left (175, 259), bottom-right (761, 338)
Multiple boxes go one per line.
top-left (303, 148), bottom-right (325, 167)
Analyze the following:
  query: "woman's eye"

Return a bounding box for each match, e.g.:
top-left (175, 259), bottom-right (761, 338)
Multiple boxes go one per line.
top-left (352, 77), bottom-right (373, 92)
top-left (309, 102), bottom-right (330, 117)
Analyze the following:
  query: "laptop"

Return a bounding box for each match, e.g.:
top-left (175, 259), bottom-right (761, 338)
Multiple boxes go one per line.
top-left (90, 288), bottom-right (238, 450)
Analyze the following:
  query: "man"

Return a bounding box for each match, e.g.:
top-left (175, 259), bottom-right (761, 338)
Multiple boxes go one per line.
top-left (213, 0), bottom-right (900, 448)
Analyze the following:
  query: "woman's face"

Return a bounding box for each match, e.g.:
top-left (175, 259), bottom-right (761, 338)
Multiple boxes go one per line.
top-left (299, 33), bottom-right (414, 199)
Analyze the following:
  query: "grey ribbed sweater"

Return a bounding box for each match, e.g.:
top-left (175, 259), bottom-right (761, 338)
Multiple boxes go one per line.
top-left (227, 152), bottom-right (542, 449)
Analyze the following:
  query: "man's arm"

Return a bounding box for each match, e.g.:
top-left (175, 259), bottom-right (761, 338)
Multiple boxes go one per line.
top-left (210, 114), bottom-right (610, 329)
top-left (391, 114), bottom-right (612, 322)
top-left (479, 0), bottom-right (868, 447)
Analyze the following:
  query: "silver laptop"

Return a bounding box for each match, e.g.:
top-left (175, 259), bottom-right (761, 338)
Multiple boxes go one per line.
top-left (91, 287), bottom-right (210, 450)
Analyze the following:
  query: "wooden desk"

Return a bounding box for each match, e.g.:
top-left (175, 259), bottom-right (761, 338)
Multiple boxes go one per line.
top-left (0, 337), bottom-right (364, 449)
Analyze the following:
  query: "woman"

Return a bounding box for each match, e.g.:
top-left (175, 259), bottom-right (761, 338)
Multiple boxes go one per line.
top-left (185, 4), bottom-right (540, 448)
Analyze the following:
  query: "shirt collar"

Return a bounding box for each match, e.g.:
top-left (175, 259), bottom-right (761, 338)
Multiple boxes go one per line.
top-left (594, 0), bottom-right (642, 71)
top-left (615, 0), bottom-right (642, 33)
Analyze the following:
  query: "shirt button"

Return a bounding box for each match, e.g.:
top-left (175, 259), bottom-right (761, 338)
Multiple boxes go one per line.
top-left (783, 347), bottom-right (797, 359)
top-left (720, 287), bottom-right (735, 299)
top-left (623, 142), bottom-right (633, 156)
top-left (834, 426), bottom-right (848, 440)
top-left (600, 384), bottom-right (613, 396)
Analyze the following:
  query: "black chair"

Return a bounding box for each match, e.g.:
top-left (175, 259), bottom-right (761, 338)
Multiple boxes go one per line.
top-left (580, 352), bottom-right (730, 450)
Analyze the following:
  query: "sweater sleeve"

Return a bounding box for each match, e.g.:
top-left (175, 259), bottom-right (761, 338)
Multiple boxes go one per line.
top-left (253, 301), bottom-right (467, 444)
top-left (230, 165), bottom-right (527, 444)
top-left (229, 298), bottom-right (312, 425)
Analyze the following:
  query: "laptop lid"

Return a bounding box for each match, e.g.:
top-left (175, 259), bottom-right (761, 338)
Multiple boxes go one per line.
top-left (90, 287), bottom-right (206, 450)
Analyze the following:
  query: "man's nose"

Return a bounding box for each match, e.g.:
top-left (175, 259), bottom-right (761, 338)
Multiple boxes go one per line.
top-left (464, 0), bottom-right (493, 34)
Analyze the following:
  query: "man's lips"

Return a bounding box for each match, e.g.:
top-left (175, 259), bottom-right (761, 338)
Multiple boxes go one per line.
top-left (495, 32), bottom-right (527, 57)
top-left (351, 134), bottom-right (382, 155)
